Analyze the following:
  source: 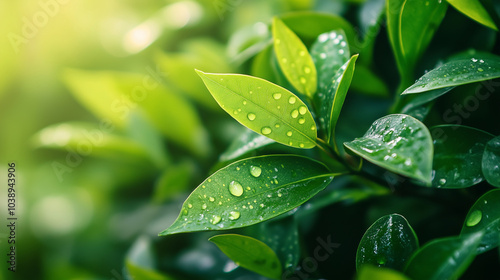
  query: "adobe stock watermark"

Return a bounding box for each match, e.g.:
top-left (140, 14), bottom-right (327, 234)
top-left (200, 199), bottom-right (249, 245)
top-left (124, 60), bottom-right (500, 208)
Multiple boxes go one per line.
top-left (51, 66), bottom-right (166, 183)
top-left (8, 0), bottom-right (71, 54)
top-left (212, 0), bottom-right (244, 21)
top-left (282, 235), bottom-right (340, 280)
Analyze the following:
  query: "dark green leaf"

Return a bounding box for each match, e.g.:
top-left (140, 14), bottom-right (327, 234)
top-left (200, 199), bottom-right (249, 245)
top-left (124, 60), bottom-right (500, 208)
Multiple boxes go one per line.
top-left (356, 265), bottom-right (411, 280)
top-left (209, 234), bottom-right (282, 279)
top-left (126, 237), bottom-right (173, 280)
top-left (404, 232), bottom-right (483, 280)
top-left (482, 136), bottom-right (500, 187)
top-left (404, 57), bottom-right (500, 94)
top-left (387, 0), bottom-right (448, 80)
top-left (219, 129), bottom-right (275, 162)
top-left (310, 29), bottom-right (350, 93)
top-left (252, 216), bottom-right (300, 270)
top-left (159, 155), bottom-right (334, 235)
top-left (358, 0), bottom-right (386, 64)
top-left (401, 87), bottom-right (455, 114)
top-left (272, 17), bottom-right (317, 97)
top-left (430, 125), bottom-right (493, 188)
top-left (461, 189), bottom-right (500, 253)
top-left (447, 0), bottom-right (498, 31)
top-left (344, 114), bottom-right (433, 185)
top-left (197, 70), bottom-right (317, 149)
top-left (316, 54), bottom-right (358, 143)
top-left (356, 214), bottom-right (419, 271)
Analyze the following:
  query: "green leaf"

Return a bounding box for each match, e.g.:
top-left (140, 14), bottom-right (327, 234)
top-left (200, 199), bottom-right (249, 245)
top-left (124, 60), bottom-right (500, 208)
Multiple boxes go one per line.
top-left (209, 234), bottom-right (282, 279)
top-left (156, 39), bottom-right (233, 111)
top-left (152, 161), bottom-right (194, 204)
top-left (404, 232), bottom-right (483, 280)
top-left (251, 216), bottom-right (300, 270)
top-left (358, 0), bottom-right (386, 64)
top-left (344, 114), bottom-right (433, 185)
top-left (251, 45), bottom-right (278, 84)
top-left (461, 189), bottom-right (500, 254)
top-left (401, 87), bottom-right (455, 114)
top-left (482, 136), bottom-right (500, 187)
top-left (32, 122), bottom-right (151, 163)
top-left (387, 0), bottom-right (448, 81)
top-left (310, 29), bottom-right (350, 93)
top-left (356, 214), bottom-right (419, 271)
top-left (316, 55), bottom-right (358, 143)
top-left (272, 17), bottom-right (317, 97)
top-left (447, 0), bottom-right (498, 31)
top-left (403, 57), bottom-right (500, 94)
top-left (63, 69), bottom-right (211, 157)
top-left (357, 265), bottom-right (411, 280)
top-left (430, 125), bottom-right (493, 188)
top-left (159, 155), bottom-right (333, 235)
top-left (219, 129), bottom-right (275, 162)
top-left (196, 70), bottom-right (317, 149)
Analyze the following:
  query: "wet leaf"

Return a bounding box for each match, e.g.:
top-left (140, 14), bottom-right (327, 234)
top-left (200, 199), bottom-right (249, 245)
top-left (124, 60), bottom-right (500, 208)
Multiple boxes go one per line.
top-left (219, 129), bottom-right (275, 162)
top-left (356, 265), bottom-right (411, 280)
top-left (400, 87), bottom-right (455, 115)
top-left (209, 234), bottom-right (282, 279)
top-left (272, 17), bottom-right (317, 97)
top-left (315, 54), bottom-right (358, 143)
top-left (159, 155), bottom-right (334, 235)
top-left (356, 214), bottom-right (419, 271)
top-left (310, 29), bottom-right (350, 94)
top-left (447, 0), bottom-right (498, 31)
top-left (403, 57), bottom-right (500, 94)
top-left (482, 136), bottom-right (500, 187)
top-left (344, 114), bottom-right (433, 185)
top-left (461, 189), bottom-right (500, 253)
top-left (387, 0), bottom-right (448, 79)
top-left (197, 70), bottom-right (317, 149)
top-left (251, 216), bottom-right (300, 270)
top-left (430, 125), bottom-right (493, 188)
top-left (404, 232), bottom-right (483, 280)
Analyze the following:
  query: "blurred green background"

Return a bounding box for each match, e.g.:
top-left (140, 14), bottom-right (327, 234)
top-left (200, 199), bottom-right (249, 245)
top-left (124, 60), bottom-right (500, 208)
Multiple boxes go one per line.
top-left (0, 0), bottom-right (349, 279)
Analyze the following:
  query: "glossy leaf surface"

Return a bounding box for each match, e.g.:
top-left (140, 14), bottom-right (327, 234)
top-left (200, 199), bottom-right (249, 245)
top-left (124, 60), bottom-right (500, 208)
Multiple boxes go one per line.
top-left (356, 214), bottom-right (419, 271)
top-left (316, 55), bottom-right (358, 142)
top-left (344, 114), bottom-right (433, 185)
top-left (482, 136), bottom-right (500, 187)
top-left (219, 129), bottom-right (275, 162)
top-left (357, 265), bottom-right (411, 280)
top-left (404, 232), bottom-right (483, 280)
top-left (461, 189), bottom-right (500, 253)
top-left (430, 125), bottom-right (493, 188)
top-left (272, 17), bottom-right (317, 97)
top-left (197, 71), bottom-right (317, 149)
top-left (447, 0), bottom-right (498, 30)
top-left (404, 57), bottom-right (500, 94)
top-left (387, 0), bottom-right (448, 79)
top-left (159, 155), bottom-right (333, 235)
top-left (209, 234), bottom-right (282, 279)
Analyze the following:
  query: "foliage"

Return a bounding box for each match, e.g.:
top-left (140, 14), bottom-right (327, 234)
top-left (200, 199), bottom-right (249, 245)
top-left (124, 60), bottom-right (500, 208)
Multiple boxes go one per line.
top-left (20, 0), bottom-right (500, 279)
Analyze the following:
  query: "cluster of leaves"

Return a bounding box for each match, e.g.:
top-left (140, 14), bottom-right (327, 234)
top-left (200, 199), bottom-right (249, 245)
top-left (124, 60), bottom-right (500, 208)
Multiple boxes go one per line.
top-left (33, 0), bottom-right (500, 279)
top-left (159, 1), bottom-right (500, 279)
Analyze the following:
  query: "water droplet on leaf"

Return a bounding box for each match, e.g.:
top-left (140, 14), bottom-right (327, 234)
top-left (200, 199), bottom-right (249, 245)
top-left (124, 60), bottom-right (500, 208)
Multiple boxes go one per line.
top-left (229, 211), bottom-right (240, 220)
top-left (261, 127), bottom-right (272, 135)
top-left (466, 210), bottom-right (482, 227)
top-left (247, 113), bottom-right (256, 121)
top-left (273, 93), bottom-right (282, 100)
top-left (288, 96), bottom-right (296, 104)
top-left (229, 181), bottom-right (244, 197)
top-left (211, 215), bottom-right (221, 224)
top-left (250, 166), bottom-right (262, 177)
